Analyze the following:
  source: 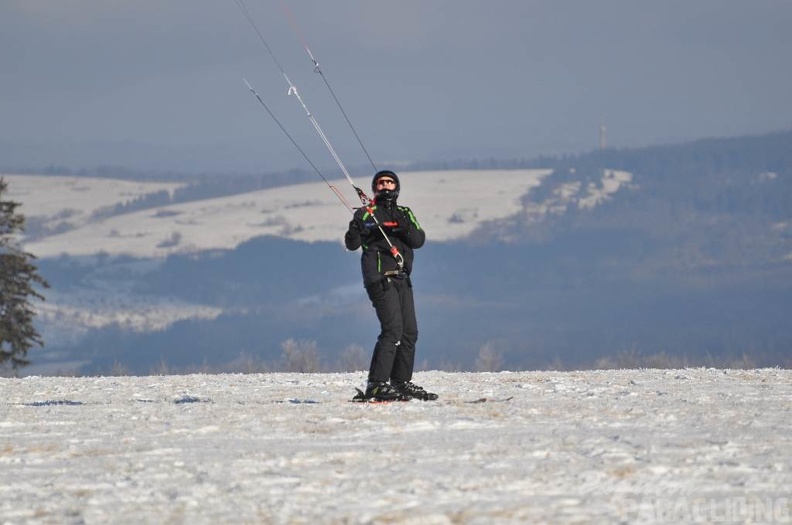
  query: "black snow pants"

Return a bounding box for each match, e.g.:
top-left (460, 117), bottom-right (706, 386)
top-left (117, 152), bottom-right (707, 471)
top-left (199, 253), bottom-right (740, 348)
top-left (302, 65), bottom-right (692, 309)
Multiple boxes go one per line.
top-left (366, 275), bottom-right (417, 383)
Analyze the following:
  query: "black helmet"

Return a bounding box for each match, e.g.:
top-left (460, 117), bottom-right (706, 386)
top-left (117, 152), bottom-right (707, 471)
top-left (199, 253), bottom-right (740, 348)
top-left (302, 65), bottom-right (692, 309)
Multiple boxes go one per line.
top-left (372, 170), bottom-right (400, 203)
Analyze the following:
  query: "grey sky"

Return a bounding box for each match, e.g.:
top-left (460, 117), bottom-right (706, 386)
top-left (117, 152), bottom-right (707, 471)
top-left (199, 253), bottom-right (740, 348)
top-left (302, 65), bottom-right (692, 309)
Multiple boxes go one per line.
top-left (2, 1), bottom-right (791, 174)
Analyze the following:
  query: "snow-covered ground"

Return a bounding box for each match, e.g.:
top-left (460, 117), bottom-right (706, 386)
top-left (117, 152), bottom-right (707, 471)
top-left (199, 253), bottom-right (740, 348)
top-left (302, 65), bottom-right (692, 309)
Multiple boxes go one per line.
top-left (2, 368), bottom-right (790, 524)
top-left (36, 288), bottom-right (223, 341)
top-left (6, 169), bottom-right (635, 260)
top-left (10, 170), bottom-right (555, 259)
top-left (3, 175), bottom-right (184, 235)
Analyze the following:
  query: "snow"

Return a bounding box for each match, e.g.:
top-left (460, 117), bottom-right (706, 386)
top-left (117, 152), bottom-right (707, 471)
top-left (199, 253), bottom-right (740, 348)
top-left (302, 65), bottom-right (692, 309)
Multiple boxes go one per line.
top-left (2, 368), bottom-right (790, 523)
top-left (3, 174), bottom-right (184, 233)
top-left (13, 169), bottom-right (552, 259)
top-left (36, 288), bottom-right (223, 341)
top-left (577, 170), bottom-right (633, 210)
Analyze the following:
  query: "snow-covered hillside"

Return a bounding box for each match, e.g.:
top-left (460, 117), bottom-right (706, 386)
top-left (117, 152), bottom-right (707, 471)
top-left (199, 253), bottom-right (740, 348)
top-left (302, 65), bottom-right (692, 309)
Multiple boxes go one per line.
top-left (7, 168), bottom-right (632, 259)
top-left (1, 369), bottom-right (789, 523)
top-left (4, 174), bottom-right (184, 235)
top-left (9, 170), bottom-right (553, 258)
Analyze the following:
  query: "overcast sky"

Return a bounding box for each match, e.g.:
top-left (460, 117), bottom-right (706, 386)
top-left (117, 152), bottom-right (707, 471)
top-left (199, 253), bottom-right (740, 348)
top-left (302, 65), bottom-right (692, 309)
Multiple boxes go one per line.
top-left (2, 1), bottom-right (791, 175)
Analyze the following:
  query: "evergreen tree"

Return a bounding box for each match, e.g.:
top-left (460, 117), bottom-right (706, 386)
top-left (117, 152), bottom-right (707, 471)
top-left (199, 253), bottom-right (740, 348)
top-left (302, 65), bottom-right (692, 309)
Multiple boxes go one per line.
top-left (0, 178), bottom-right (49, 373)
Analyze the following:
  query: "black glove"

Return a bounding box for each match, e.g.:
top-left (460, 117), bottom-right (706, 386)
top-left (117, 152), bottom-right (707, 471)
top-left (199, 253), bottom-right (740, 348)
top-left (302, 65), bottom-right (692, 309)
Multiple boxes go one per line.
top-left (348, 218), bottom-right (362, 235)
top-left (392, 210), bottom-right (414, 238)
top-left (345, 218), bottom-right (363, 250)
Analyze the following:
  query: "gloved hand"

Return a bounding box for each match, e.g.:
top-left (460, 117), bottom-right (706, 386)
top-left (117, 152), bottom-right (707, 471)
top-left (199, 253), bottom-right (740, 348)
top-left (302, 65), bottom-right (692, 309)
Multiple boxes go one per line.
top-left (348, 218), bottom-right (362, 235)
top-left (390, 210), bottom-right (413, 237)
top-left (391, 207), bottom-right (424, 249)
top-left (344, 218), bottom-right (363, 250)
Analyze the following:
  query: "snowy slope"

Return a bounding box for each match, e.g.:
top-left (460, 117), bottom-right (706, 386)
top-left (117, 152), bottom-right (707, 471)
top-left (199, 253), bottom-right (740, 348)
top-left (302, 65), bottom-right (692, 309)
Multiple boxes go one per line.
top-left (4, 174), bottom-right (184, 233)
top-left (16, 169), bottom-right (555, 258)
top-left (1, 369), bottom-right (790, 524)
top-left (4, 168), bottom-right (637, 259)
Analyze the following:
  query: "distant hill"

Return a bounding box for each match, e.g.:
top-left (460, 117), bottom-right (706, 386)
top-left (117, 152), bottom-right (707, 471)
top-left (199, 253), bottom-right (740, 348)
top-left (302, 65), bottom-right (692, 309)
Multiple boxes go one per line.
top-left (516, 130), bottom-right (792, 282)
top-left (8, 129), bottom-right (792, 375)
top-left (13, 169), bottom-right (554, 258)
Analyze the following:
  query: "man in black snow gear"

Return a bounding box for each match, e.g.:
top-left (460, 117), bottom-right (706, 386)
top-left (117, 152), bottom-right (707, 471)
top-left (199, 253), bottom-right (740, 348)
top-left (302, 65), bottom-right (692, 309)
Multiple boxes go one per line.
top-left (345, 170), bottom-right (438, 401)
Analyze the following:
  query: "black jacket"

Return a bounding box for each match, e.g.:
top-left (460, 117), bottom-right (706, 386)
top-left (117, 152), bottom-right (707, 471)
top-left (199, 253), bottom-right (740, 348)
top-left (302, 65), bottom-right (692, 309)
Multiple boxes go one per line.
top-left (344, 199), bottom-right (425, 287)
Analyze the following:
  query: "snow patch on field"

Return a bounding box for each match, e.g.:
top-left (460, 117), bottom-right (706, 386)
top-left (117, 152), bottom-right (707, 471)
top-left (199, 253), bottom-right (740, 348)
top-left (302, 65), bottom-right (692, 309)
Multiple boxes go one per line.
top-left (4, 174), bottom-right (184, 233)
top-left (14, 169), bottom-right (552, 258)
top-left (36, 288), bottom-right (223, 342)
top-left (1, 369), bottom-right (790, 523)
top-left (578, 169), bottom-right (633, 210)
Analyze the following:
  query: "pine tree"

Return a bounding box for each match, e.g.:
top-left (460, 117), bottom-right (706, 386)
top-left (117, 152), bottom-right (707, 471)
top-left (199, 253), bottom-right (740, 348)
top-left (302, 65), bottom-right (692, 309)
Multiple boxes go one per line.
top-left (0, 178), bottom-right (49, 373)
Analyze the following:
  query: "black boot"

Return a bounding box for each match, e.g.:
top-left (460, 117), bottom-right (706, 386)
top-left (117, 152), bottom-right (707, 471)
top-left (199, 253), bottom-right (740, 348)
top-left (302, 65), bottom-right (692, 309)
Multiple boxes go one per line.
top-left (364, 381), bottom-right (404, 401)
top-left (392, 381), bottom-right (438, 401)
